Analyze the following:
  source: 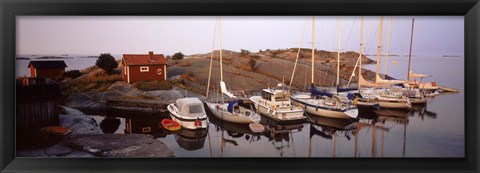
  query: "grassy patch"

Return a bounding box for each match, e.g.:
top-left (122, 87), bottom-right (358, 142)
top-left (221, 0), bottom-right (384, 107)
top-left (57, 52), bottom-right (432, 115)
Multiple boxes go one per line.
top-left (170, 78), bottom-right (204, 95)
top-left (119, 95), bottom-right (157, 100)
top-left (62, 71), bottom-right (123, 95)
top-left (134, 80), bottom-right (173, 91)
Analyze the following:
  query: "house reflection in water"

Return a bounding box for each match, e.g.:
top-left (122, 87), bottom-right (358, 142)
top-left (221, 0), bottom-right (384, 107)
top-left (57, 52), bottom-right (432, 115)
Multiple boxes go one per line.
top-left (99, 117), bottom-right (121, 134)
top-left (124, 118), bottom-right (168, 138)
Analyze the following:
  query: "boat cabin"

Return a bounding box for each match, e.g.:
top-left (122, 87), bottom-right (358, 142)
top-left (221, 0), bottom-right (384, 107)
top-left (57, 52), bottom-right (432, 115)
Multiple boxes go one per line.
top-left (175, 98), bottom-right (206, 117)
top-left (261, 89), bottom-right (291, 102)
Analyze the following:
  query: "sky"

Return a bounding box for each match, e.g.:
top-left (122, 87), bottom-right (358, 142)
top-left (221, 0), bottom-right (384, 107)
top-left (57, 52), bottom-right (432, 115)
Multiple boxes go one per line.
top-left (17, 16), bottom-right (464, 56)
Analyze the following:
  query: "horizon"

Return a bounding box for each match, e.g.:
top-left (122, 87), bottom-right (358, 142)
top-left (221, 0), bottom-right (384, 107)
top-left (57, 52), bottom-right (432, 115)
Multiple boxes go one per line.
top-left (17, 16), bottom-right (464, 57)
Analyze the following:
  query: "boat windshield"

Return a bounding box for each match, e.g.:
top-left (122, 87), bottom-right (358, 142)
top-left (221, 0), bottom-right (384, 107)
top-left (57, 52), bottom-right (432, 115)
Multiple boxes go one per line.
top-left (189, 105), bottom-right (204, 114)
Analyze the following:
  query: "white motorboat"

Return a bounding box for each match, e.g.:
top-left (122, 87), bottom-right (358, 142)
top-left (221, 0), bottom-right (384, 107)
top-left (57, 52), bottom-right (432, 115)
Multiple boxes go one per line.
top-left (167, 97), bottom-right (208, 129)
top-left (250, 86), bottom-right (305, 122)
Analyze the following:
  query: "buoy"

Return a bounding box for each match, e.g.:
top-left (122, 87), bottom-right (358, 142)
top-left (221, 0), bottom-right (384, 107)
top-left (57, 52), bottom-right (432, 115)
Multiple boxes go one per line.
top-left (249, 123), bottom-right (265, 133)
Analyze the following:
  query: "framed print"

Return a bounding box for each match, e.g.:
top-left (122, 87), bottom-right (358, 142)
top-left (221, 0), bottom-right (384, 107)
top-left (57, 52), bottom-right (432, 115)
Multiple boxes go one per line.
top-left (1, 0), bottom-right (479, 172)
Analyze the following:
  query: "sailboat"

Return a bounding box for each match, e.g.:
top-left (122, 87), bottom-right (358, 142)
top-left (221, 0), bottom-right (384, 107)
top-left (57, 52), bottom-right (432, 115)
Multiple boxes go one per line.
top-left (402, 18), bottom-right (440, 92)
top-left (290, 16), bottom-right (358, 119)
top-left (358, 16), bottom-right (412, 109)
top-left (374, 17), bottom-right (426, 105)
top-left (339, 16), bottom-right (381, 113)
top-left (205, 17), bottom-right (261, 124)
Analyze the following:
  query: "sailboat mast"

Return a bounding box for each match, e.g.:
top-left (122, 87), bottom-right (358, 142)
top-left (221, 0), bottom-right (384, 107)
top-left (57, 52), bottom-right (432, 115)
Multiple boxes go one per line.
top-left (289, 18), bottom-right (308, 91)
top-left (206, 17), bottom-right (218, 98)
top-left (407, 18), bottom-right (415, 81)
top-left (219, 17), bottom-right (224, 104)
top-left (336, 17), bottom-right (341, 87)
top-left (311, 16), bottom-right (315, 84)
top-left (358, 17), bottom-right (364, 90)
top-left (384, 16), bottom-right (392, 76)
top-left (219, 17), bottom-right (224, 82)
top-left (375, 16), bottom-right (384, 84)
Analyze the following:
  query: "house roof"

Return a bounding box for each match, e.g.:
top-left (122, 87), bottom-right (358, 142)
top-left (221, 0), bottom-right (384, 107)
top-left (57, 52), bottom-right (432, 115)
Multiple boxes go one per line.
top-left (122, 54), bottom-right (167, 66)
top-left (28, 61), bottom-right (67, 69)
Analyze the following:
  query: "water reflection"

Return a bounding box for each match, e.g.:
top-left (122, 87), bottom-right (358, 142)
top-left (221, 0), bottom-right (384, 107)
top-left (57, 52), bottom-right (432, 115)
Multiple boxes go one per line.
top-left (175, 129), bottom-right (207, 151)
top-left (99, 117), bottom-right (121, 134)
top-left (88, 101), bottom-right (445, 157)
top-left (260, 118), bottom-right (304, 157)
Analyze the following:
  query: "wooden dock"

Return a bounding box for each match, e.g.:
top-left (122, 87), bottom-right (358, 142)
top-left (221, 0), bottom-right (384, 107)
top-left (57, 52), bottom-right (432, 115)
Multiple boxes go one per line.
top-left (438, 86), bottom-right (459, 93)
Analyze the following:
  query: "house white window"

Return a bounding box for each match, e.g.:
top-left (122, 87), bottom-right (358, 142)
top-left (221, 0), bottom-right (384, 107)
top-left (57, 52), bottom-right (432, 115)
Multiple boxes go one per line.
top-left (140, 66), bottom-right (149, 72)
top-left (124, 66), bottom-right (127, 75)
top-left (141, 127), bottom-right (151, 133)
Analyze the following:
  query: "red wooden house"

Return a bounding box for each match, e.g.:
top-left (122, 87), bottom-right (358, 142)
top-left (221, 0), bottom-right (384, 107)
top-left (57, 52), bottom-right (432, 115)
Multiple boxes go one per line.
top-left (121, 51), bottom-right (168, 83)
top-left (28, 61), bottom-right (67, 79)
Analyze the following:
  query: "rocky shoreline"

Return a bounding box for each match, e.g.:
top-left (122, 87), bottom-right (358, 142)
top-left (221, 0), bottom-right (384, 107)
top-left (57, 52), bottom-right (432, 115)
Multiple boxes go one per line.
top-left (17, 106), bottom-right (174, 157)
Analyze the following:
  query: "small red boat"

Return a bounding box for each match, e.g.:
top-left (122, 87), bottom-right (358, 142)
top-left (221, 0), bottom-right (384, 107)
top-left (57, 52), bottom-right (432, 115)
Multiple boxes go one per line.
top-left (161, 119), bottom-right (181, 131)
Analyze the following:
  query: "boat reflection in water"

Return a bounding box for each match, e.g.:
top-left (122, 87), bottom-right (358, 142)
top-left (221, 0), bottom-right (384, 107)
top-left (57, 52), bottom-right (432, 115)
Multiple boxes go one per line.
top-left (306, 113), bottom-right (357, 157)
top-left (207, 111), bottom-right (264, 157)
top-left (175, 128), bottom-right (208, 151)
top-left (260, 117), bottom-right (304, 157)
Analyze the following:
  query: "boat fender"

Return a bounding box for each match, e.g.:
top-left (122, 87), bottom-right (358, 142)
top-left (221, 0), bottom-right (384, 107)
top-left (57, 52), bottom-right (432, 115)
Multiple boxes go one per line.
top-left (194, 117), bottom-right (202, 127)
top-left (216, 105), bottom-right (220, 111)
top-left (272, 105), bottom-right (276, 110)
top-left (353, 98), bottom-right (358, 105)
top-left (333, 102), bottom-right (336, 107)
top-left (431, 82), bottom-right (437, 87)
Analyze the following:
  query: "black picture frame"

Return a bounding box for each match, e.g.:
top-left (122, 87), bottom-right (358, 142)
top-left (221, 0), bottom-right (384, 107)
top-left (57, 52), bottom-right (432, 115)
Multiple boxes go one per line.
top-left (1, 0), bottom-right (478, 172)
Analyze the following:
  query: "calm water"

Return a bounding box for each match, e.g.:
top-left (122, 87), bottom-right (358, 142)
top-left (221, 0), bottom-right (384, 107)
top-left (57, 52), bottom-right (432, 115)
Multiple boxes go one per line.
top-left (18, 54), bottom-right (465, 157)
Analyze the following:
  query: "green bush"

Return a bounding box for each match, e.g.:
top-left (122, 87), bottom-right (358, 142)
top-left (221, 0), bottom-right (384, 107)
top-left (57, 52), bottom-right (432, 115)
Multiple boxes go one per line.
top-left (96, 53), bottom-right (118, 74)
top-left (134, 80), bottom-right (173, 91)
top-left (240, 49), bottom-right (251, 57)
top-left (172, 52), bottom-right (184, 60)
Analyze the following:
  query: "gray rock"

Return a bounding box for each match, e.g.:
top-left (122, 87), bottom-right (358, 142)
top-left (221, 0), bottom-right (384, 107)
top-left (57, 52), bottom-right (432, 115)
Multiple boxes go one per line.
top-left (64, 151), bottom-right (95, 157)
top-left (44, 143), bottom-right (74, 156)
top-left (17, 149), bottom-right (48, 157)
top-left (59, 105), bottom-right (85, 115)
top-left (65, 134), bottom-right (174, 157)
top-left (58, 107), bottom-right (102, 137)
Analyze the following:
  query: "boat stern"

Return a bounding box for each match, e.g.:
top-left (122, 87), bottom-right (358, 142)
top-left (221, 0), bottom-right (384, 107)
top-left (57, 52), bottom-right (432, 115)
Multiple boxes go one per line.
top-left (344, 109), bottom-right (359, 119)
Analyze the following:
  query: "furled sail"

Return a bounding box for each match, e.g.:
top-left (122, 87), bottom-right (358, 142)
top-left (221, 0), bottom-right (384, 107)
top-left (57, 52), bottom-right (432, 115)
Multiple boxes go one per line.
top-left (409, 71), bottom-right (431, 78)
top-left (220, 81), bottom-right (236, 98)
top-left (376, 74), bottom-right (406, 84)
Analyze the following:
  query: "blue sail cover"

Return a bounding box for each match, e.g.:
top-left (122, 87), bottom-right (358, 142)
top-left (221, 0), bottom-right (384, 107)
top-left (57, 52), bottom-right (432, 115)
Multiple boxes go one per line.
top-left (227, 100), bottom-right (238, 113)
top-left (310, 84), bottom-right (333, 97)
top-left (337, 86), bottom-right (358, 93)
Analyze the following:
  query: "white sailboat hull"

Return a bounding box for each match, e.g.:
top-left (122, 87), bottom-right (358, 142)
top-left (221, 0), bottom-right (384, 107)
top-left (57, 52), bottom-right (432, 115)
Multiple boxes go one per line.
top-left (206, 102), bottom-right (260, 124)
top-left (290, 96), bottom-right (358, 119)
top-left (250, 96), bottom-right (305, 121)
top-left (377, 100), bottom-right (411, 109)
